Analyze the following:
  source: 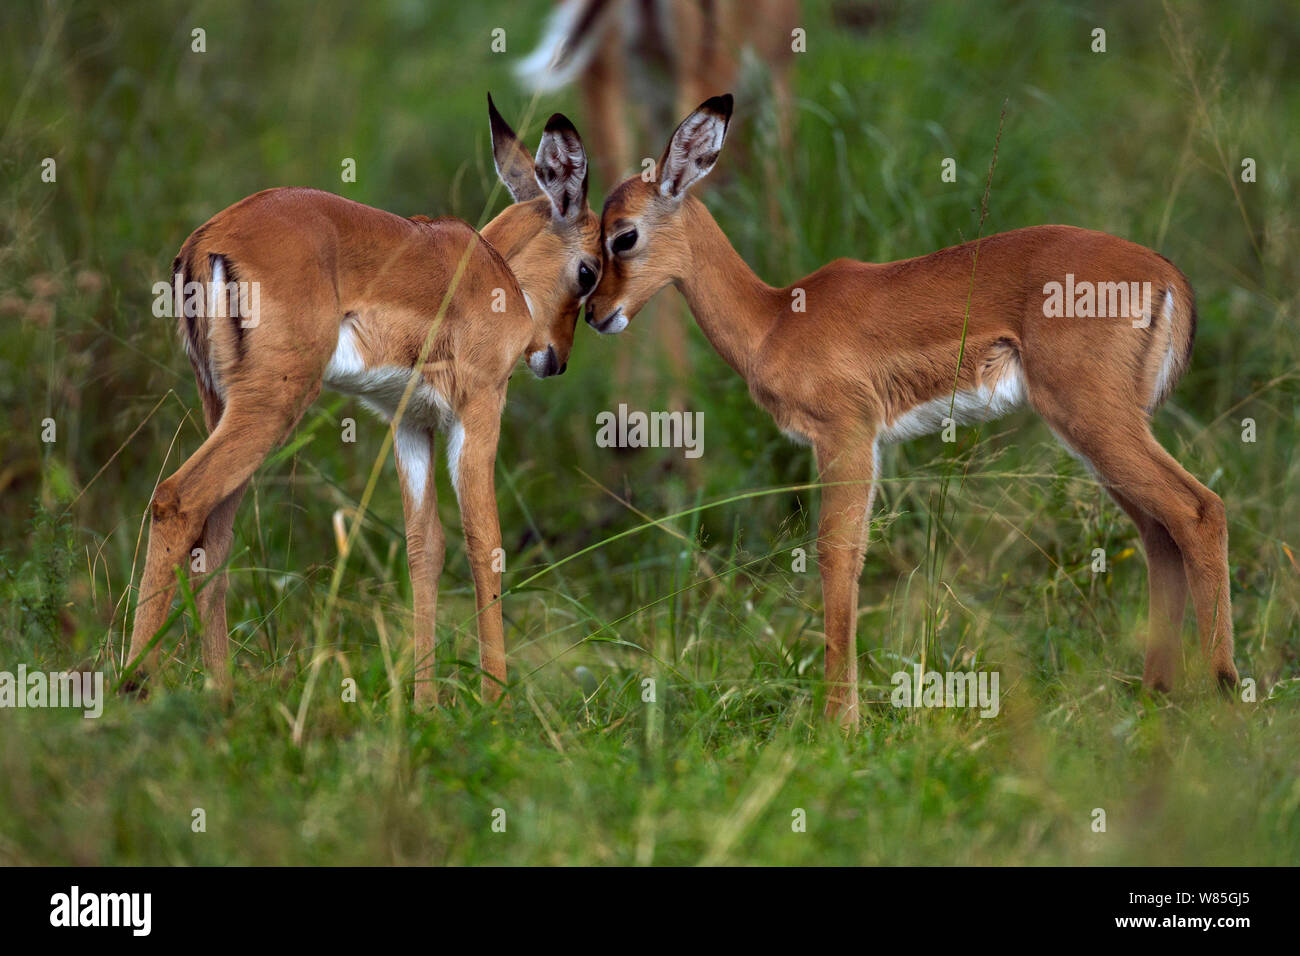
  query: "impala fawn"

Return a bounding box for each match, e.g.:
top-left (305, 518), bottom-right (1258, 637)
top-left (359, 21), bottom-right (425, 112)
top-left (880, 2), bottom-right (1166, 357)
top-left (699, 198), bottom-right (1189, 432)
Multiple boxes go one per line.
top-left (127, 96), bottom-right (602, 706)
top-left (587, 94), bottom-right (1238, 727)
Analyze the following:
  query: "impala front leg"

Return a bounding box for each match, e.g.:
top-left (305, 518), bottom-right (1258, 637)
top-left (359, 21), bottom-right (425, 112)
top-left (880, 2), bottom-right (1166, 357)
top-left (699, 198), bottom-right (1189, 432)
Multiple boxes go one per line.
top-left (453, 396), bottom-right (508, 703)
top-left (814, 434), bottom-right (877, 730)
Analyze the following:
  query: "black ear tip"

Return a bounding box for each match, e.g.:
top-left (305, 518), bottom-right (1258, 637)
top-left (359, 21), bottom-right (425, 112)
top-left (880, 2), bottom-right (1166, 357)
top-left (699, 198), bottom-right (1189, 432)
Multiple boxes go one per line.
top-left (544, 112), bottom-right (579, 136)
top-left (488, 94), bottom-right (516, 142)
top-left (703, 93), bottom-right (734, 119)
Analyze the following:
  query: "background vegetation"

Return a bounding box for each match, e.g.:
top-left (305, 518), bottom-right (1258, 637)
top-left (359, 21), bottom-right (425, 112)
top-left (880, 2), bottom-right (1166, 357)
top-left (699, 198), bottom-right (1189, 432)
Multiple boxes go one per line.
top-left (0, 0), bottom-right (1296, 864)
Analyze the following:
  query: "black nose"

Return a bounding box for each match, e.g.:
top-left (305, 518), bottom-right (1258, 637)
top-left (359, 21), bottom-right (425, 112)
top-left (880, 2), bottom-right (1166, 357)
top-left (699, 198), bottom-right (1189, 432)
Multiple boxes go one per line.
top-left (544, 345), bottom-right (559, 376)
top-left (558, 361), bottom-right (567, 375)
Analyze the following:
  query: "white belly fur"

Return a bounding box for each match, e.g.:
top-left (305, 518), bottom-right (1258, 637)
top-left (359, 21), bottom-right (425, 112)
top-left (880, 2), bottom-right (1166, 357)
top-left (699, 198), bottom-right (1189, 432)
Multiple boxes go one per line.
top-left (878, 365), bottom-right (1027, 444)
top-left (323, 318), bottom-right (465, 495)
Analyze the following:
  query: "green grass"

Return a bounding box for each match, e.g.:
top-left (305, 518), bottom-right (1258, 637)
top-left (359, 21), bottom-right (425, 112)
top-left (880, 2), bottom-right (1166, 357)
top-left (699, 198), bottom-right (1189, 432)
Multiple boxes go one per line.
top-left (1, 0), bottom-right (1297, 865)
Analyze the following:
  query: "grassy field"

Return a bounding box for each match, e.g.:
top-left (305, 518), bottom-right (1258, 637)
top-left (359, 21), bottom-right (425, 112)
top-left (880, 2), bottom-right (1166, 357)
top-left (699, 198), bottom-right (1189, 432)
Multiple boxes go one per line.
top-left (1, 0), bottom-right (1297, 865)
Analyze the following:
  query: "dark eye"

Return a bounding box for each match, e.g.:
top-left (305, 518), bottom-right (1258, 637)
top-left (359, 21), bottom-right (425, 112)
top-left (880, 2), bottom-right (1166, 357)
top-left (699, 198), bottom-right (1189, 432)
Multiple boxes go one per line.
top-left (577, 262), bottom-right (597, 295)
top-left (611, 229), bottom-right (638, 254)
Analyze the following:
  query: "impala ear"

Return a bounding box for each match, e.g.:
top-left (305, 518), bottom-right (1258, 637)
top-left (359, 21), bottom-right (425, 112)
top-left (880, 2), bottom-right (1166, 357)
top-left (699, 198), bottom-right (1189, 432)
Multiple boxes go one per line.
top-left (534, 113), bottom-right (589, 223)
top-left (658, 93), bottom-right (733, 201)
top-left (488, 93), bottom-right (542, 202)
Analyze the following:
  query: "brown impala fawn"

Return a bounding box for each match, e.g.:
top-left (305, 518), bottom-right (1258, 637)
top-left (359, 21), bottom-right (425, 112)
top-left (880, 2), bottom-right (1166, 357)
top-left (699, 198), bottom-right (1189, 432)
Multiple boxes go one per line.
top-left (127, 96), bottom-right (602, 706)
top-left (587, 94), bottom-right (1238, 727)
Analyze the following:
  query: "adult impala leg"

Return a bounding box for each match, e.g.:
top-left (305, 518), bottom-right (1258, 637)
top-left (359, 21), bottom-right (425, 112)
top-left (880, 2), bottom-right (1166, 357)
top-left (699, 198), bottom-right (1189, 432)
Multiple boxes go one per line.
top-left (814, 434), bottom-right (877, 729)
top-left (394, 424), bottom-right (445, 708)
top-left (581, 37), bottom-right (631, 188)
top-left (1107, 488), bottom-right (1189, 692)
top-left (454, 396), bottom-right (508, 702)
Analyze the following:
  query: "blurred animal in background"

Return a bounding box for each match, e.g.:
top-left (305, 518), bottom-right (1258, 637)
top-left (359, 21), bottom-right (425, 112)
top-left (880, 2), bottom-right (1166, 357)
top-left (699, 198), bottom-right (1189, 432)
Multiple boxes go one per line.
top-left (516, 0), bottom-right (800, 187)
top-left (516, 0), bottom-right (801, 420)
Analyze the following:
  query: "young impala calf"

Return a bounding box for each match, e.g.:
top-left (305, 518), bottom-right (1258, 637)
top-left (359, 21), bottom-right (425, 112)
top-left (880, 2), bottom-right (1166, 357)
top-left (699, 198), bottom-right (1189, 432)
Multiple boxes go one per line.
top-left (127, 96), bottom-right (602, 706)
top-left (587, 94), bottom-right (1238, 727)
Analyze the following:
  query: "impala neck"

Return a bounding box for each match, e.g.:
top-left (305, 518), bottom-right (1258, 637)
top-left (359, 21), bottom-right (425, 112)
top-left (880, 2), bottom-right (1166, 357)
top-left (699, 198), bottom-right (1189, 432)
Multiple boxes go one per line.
top-left (672, 197), bottom-right (781, 380)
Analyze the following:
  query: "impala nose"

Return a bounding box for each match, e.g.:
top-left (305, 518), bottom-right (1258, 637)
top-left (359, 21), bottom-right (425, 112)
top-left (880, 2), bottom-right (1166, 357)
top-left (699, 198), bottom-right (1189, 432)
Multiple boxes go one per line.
top-left (590, 306), bottom-right (628, 334)
top-left (528, 345), bottom-right (561, 378)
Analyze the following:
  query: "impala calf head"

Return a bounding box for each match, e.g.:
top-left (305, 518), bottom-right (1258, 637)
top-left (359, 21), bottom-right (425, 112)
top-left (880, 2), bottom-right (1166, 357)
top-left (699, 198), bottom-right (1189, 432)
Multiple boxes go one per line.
top-left (588, 94), bottom-right (733, 334)
top-left (481, 94), bottom-right (601, 377)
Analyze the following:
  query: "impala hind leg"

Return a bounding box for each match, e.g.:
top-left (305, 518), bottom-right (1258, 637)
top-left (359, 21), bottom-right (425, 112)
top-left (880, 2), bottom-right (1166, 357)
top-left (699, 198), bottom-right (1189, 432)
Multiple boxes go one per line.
top-left (1042, 412), bottom-right (1236, 689)
top-left (127, 390), bottom-right (318, 687)
top-left (192, 480), bottom-right (250, 696)
top-left (393, 424), bottom-right (445, 708)
top-left (814, 435), bottom-right (877, 730)
top-left (186, 391), bottom-right (247, 696)
top-left (1107, 489), bottom-right (1189, 692)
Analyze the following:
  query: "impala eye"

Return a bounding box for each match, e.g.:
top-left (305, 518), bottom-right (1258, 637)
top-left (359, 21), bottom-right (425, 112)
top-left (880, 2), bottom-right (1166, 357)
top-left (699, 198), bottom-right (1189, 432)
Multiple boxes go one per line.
top-left (577, 261), bottom-right (597, 295)
top-left (611, 229), bottom-right (638, 254)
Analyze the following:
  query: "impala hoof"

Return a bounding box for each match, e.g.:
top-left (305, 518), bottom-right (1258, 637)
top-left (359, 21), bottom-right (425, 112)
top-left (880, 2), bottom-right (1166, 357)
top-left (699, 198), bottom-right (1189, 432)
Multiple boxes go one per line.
top-left (1216, 665), bottom-right (1240, 696)
top-left (119, 677), bottom-right (149, 700)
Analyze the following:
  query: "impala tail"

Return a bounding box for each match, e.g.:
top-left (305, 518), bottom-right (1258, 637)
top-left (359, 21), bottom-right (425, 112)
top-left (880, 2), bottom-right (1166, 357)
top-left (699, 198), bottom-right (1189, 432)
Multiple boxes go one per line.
top-left (172, 231), bottom-right (251, 427)
top-left (1148, 268), bottom-right (1198, 413)
top-left (514, 0), bottom-right (613, 92)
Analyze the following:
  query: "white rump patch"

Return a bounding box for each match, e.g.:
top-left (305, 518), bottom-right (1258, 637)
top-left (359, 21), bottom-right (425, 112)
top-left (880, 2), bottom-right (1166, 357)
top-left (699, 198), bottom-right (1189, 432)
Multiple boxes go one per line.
top-left (879, 366), bottom-right (1027, 445)
top-left (189, 256), bottom-right (226, 398)
top-left (1149, 287), bottom-right (1178, 408)
top-left (208, 256), bottom-right (225, 319)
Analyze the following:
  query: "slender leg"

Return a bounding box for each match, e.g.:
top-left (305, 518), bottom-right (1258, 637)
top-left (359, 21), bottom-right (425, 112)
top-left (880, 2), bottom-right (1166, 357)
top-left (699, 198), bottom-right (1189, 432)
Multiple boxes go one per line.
top-left (662, 301), bottom-right (693, 428)
top-left (452, 396), bottom-right (508, 701)
top-left (128, 389), bottom-right (317, 686)
top-left (393, 424), bottom-right (445, 708)
top-left (1107, 488), bottom-right (1189, 691)
top-left (758, 65), bottom-right (795, 251)
top-left (1042, 412), bottom-right (1236, 688)
top-left (771, 66), bottom-right (795, 165)
top-left (193, 480), bottom-right (249, 697)
top-left (580, 36), bottom-right (630, 189)
top-left (814, 434), bottom-right (877, 729)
